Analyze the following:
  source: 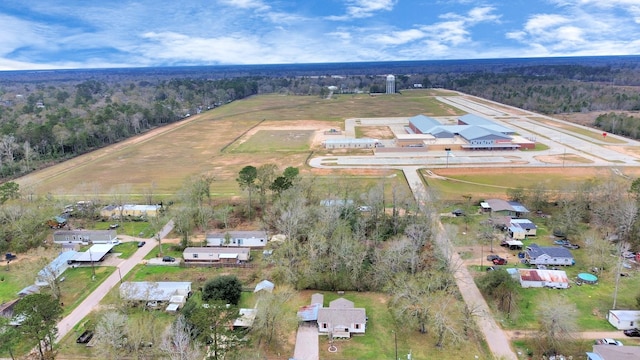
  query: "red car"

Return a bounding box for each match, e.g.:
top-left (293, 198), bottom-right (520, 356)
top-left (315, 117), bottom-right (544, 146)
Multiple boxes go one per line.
top-left (492, 257), bottom-right (508, 265)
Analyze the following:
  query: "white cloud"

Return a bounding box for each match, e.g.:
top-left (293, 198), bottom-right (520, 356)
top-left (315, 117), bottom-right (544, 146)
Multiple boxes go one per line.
top-left (327, 0), bottom-right (396, 20)
top-left (218, 0), bottom-right (270, 10)
top-left (370, 29), bottom-right (425, 45)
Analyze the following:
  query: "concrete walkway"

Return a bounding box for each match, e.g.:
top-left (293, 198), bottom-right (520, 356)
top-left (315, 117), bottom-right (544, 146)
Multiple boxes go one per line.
top-left (293, 324), bottom-right (319, 360)
top-left (55, 220), bottom-right (174, 342)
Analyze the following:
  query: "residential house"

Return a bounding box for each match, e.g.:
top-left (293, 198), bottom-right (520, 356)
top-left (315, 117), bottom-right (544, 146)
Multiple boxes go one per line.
top-left (525, 244), bottom-right (575, 266)
top-left (587, 344), bottom-right (640, 360)
top-left (517, 269), bottom-right (569, 289)
top-left (35, 251), bottom-right (78, 286)
top-left (317, 297), bottom-right (367, 338)
top-left (484, 199), bottom-right (529, 218)
top-left (608, 310), bottom-right (640, 330)
top-left (182, 247), bottom-right (250, 263)
top-left (53, 230), bottom-right (118, 245)
top-left (119, 281), bottom-right (191, 311)
top-left (206, 231), bottom-right (267, 247)
top-left (509, 219), bottom-right (537, 237)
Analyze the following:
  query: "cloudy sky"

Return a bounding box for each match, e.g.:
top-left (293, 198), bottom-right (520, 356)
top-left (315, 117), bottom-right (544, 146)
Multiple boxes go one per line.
top-left (1, 0), bottom-right (639, 71)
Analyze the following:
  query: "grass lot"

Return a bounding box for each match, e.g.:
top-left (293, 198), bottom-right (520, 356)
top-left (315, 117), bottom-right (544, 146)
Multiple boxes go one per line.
top-left (229, 130), bottom-right (315, 152)
top-left (424, 167), bottom-right (635, 201)
top-left (59, 266), bottom-right (113, 316)
top-left (112, 241), bottom-right (141, 259)
top-left (93, 220), bottom-right (156, 238)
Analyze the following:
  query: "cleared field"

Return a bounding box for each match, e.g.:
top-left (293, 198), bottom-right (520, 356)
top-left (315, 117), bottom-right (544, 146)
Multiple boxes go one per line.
top-left (15, 90), bottom-right (463, 200)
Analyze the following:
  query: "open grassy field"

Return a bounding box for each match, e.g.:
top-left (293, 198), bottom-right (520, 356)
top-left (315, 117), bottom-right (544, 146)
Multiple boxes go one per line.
top-left (14, 90), bottom-right (463, 201)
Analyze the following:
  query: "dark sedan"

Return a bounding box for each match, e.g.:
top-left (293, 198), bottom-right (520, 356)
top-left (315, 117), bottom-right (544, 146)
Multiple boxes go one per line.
top-left (624, 328), bottom-right (640, 337)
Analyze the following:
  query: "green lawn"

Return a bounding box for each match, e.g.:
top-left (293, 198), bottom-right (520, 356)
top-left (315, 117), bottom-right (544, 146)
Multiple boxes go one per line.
top-left (59, 266), bottom-right (114, 316)
top-left (229, 130), bottom-right (315, 152)
top-left (93, 220), bottom-right (155, 237)
top-left (311, 291), bottom-right (492, 360)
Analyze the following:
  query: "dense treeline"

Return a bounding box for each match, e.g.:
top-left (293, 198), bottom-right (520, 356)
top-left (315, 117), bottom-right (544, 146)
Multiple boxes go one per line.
top-left (437, 65), bottom-right (640, 114)
top-left (594, 112), bottom-right (640, 138)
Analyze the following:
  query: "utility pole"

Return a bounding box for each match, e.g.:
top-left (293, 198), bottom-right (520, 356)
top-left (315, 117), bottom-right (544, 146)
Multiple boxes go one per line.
top-left (445, 148), bottom-right (451, 168)
top-left (393, 330), bottom-right (398, 360)
top-left (613, 242), bottom-right (624, 309)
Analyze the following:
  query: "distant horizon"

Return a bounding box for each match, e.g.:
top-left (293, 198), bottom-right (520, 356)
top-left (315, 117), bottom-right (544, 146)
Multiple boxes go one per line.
top-left (1, 54), bottom-right (638, 75)
top-left (2, 1), bottom-right (640, 71)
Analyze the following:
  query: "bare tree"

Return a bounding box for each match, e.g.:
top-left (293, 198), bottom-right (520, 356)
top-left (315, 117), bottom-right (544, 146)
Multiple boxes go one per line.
top-left (94, 311), bottom-right (129, 360)
top-left (38, 263), bottom-right (62, 300)
top-left (251, 287), bottom-right (297, 347)
top-left (160, 315), bottom-right (203, 360)
top-left (535, 295), bottom-right (578, 354)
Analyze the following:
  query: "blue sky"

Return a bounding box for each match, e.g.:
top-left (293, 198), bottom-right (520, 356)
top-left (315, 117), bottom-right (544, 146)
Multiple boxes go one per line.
top-left (1, 0), bottom-right (639, 70)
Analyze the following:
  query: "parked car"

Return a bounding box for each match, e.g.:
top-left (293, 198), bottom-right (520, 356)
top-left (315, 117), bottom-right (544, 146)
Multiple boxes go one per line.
top-left (451, 209), bottom-right (465, 216)
top-left (137, 241), bottom-right (146, 248)
top-left (562, 243), bottom-right (580, 249)
top-left (109, 223), bottom-right (119, 229)
top-left (595, 338), bottom-right (623, 346)
top-left (623, 328), bottom-right (640, 337)
top-left (492, 257), bottom-right (508, 265)
top-left (76, 330), bottom-right (94, 344)
top-left (162, 256), bottom-right (175, 262)
top-left (487, 254), bottom-right (501, 262)
top-left (554, 239), bottom-right (570, 246)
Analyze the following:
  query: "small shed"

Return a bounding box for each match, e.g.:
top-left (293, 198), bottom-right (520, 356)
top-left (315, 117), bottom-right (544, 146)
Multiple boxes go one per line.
top-left (233, 308), bottom-right (257, 328)
top-left (254, 280), bottom-right (275, 293)
top-left (608, 310), bottom-right (640, 330)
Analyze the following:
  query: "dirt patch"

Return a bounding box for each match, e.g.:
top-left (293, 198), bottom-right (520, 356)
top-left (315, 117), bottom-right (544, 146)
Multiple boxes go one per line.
top-left (356, 126), bottom-right (395, 139)
top-left (458, 245), bottom-right (515, 267)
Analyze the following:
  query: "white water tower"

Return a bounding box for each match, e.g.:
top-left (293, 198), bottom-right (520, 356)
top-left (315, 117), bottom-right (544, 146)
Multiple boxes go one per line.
top-left (386, 74), bottom-right (395, 94)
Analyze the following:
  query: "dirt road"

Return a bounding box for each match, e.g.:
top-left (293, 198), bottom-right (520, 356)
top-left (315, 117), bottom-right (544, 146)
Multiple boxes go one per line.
top-left (404, 167), bottom-right (518, 360)
top-left (55, 220), bottom-right (174, 342)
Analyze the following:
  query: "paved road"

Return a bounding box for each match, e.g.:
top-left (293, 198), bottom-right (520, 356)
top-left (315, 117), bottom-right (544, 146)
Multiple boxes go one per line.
top-left (55, 220), bottom-right (174, 342)
top-left (404, 167), bottom-right (518, 360)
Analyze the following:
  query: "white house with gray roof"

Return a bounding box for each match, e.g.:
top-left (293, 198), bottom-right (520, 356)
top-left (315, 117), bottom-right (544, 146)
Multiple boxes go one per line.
top-left (53, 229), bottom-right (118, 245)
top-left (525, 244), bottom-right (575, 266)
top-left (206, 231), bottom-right (267, 247)
top-left (317, 297), bottom-right (367, 338)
